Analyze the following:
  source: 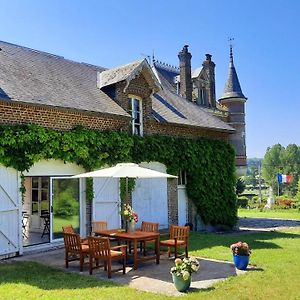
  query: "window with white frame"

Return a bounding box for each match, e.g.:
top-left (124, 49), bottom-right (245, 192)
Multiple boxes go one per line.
top-left (129, 95), bottom-right (143, 136)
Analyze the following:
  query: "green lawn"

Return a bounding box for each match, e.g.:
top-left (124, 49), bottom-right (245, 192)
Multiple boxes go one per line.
top-left (53, 215), bottom-right (80, 238)
top-left (238, 208), bottom-right (300, 220)
top-left (1, 228), bottom-right (300, 299)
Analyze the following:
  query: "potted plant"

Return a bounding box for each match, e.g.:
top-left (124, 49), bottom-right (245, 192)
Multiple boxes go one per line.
top-left (170, 257), bottom-right (199, 292)
top-left (230, 241), bottom-right (251, 270)
top-left (121, 204), bottom-right (138, 232)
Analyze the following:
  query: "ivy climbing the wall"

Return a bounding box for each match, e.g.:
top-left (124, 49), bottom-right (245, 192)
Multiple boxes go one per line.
top-left (0, 124), bottom-right (237, 227)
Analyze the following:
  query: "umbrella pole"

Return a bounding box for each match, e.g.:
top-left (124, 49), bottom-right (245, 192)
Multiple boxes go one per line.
top-left (126, 177), bottom-right (129, 204)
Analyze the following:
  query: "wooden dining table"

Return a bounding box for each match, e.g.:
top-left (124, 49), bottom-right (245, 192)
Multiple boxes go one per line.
top-left (94, 229), bottom-right (160, 270)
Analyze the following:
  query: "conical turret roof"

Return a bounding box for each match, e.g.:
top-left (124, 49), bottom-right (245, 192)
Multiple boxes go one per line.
top-left (220, 47), bottom-right (246, 100)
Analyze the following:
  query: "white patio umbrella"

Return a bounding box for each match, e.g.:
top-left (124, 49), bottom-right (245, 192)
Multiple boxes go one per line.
top-left (72, 163), bottom-right (177, 203)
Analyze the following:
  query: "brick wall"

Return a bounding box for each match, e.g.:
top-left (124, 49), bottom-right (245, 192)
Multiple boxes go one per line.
top-left (145, 119), bottom-right (230, 140)
top-left (0, 100), bottom-right (129, 131)
top-left (115, 74), bottom-right (153, 128)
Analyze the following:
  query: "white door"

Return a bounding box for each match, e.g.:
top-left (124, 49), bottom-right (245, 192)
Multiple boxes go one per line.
top-left (132, 178), bottom-right (168, 229)
top-left (93, 178), bottom-right (120, 229)
top-left (0, 166), bottom-right (21, 256)
top-left (178, 186), bottom-right (187, 226)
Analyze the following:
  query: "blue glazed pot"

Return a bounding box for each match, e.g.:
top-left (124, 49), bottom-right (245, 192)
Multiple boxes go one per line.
top-left (172, 274), bottom-right (191, 292)
top-left (233, 255), bottom-right (249, 270)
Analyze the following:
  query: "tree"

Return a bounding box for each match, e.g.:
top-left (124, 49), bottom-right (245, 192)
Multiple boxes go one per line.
top-left (262, 143), bottom-right (300, 196)
top-left (262, 144), bottom-right (285, 192)
top-left (236, 177), bottom-right (246, 195)
top-left (281, 144), bottom-right (300, 195)
top-left (295, 179), bottom-right (300, 210)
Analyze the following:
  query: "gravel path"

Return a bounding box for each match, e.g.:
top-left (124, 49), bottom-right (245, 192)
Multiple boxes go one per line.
top-left (237, 217), bottom-right (300, 231)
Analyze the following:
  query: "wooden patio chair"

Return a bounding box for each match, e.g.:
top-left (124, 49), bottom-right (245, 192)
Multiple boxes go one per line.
top-left (88, 236), bottom-right (127, 278)
top-left (140, 221), bottom-right (159, 255)
top-left (159, 225), bottom-right (189, 258)
top-left (92, 221), bottom-right (108, 235)
top-left (62, 224), bottom-right (88, 244)
top-left (63, 232), bottom-right (89, 271)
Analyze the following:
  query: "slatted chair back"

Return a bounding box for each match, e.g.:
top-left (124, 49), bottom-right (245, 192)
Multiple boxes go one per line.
top-left (63, 232), bottom-right (89, 271)
top-left (92, 221), bottom-right (108, 234)
top-left (170, 225), bottom-right (190, 241)
top-left (62, 224), bottom-right (75, 234)
top-left (141, 221), bottom-right (159, 233)
top-left (63, 232), bottom-right (82, 254)
top-left (88, 236), bottom-right (110, 259)
top-left (88, 236), bottom-right (126, 277)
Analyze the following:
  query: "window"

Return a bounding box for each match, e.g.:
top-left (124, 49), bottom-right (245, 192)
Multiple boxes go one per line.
top-left (200, 88), bottom-right (207, 106)
top-left (31, 177), bottom-right (50, 215)
top-left (129, 95), bottom-right (143, 136)
top-left (178, 170), bottom-right (187, 186)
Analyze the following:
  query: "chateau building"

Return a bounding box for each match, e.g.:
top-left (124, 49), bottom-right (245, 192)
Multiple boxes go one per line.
top-left (153, 44), bottom-right (247, 175)
top-left (0, 41), bottom-right (246, 257)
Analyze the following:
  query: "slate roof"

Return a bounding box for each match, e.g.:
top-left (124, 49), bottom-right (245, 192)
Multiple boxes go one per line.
top-left (0, 40), bottom-right (233, 133)
top-left (220, 48), bottom-right (246, 100)
top-left (0, 41), bottom-right (129, 117)
top-left (152, 66), bottom-right (234, 132)
top-left (152, 61), bottom-right (179, 89)
top-left (98, 60), bottom-right (144, 88)
top-left (98, 59), bottom-right (160, 93)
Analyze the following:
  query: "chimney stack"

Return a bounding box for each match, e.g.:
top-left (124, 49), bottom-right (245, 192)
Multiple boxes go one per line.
top-left (178, 45), bottom-right (192, 101)
top-left (202, 53), bottom-right (216, 107)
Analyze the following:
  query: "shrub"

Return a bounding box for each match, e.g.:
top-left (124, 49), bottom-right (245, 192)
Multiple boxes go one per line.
top-left (53, 189), bottom-right (79, 217)
top-left (275, 197), bottom-right (295, 209)
top-left (237, 196), bottom-right (249, 208)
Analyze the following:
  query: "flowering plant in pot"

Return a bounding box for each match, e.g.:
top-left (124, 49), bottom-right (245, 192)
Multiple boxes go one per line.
top-left (230, 241), bottom-right (251, 270)
top-left (170, 257), bottom-right (199, 292)
top-left (121, 204), bottom-right (138, 232)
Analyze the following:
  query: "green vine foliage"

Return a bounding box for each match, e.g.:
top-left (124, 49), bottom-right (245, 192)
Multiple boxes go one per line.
top-left (119, 178), bottom-right (136, 203)
top-left (0, 124), bottom-right (237, 226)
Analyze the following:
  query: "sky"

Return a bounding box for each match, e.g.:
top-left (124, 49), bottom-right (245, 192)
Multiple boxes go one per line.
top-left (0, 0), bottom-right (299, 158)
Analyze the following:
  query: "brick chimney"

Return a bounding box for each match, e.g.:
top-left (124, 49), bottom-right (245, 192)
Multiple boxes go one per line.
top-left (178, 45), bottom-right (192, 101)
top-left (202, 54), bottom-right (216, 107)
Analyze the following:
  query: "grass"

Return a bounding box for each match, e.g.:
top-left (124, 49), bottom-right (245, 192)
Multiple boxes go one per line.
top-left (1, 228), bottom-right (300, 299)
top-left (53, 215), bottom-right (79, 238)
top-left (238, 208), bottom-right (300, 220)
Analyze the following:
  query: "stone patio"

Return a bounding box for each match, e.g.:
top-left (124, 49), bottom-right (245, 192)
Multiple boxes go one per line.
top-left (13, 248), bottom-right (246, 296)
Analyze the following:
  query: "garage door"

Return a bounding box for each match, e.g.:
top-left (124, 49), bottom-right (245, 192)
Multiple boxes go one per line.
top-left (132, 162), bottom-right (168, 229)
top-left (0, 166), bottom-right (21, 256)
top-left (93, 178), bottom-right (120, 229)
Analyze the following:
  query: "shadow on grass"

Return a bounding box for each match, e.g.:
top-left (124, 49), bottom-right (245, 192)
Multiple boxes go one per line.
top-left (0, 261), bottom-right (118, 290)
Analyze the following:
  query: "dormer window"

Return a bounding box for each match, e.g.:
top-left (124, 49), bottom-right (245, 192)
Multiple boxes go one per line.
top-left (129, 95), bottom-right (143, 136)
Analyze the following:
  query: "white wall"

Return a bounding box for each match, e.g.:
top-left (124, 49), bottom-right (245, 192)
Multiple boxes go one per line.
top-left (23, 159), bottom-right (85, 176)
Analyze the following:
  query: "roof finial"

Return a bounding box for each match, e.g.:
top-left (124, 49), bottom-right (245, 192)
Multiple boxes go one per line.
top-left (228, 37), bottom-right (234, 63)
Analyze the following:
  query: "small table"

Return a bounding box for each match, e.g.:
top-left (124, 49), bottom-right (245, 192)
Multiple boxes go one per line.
top-left (95, 229), bottom-right (160, 270)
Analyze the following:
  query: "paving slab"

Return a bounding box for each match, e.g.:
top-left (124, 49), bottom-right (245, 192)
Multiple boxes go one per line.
top-left (12, 249), bottom-right (245, 296)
